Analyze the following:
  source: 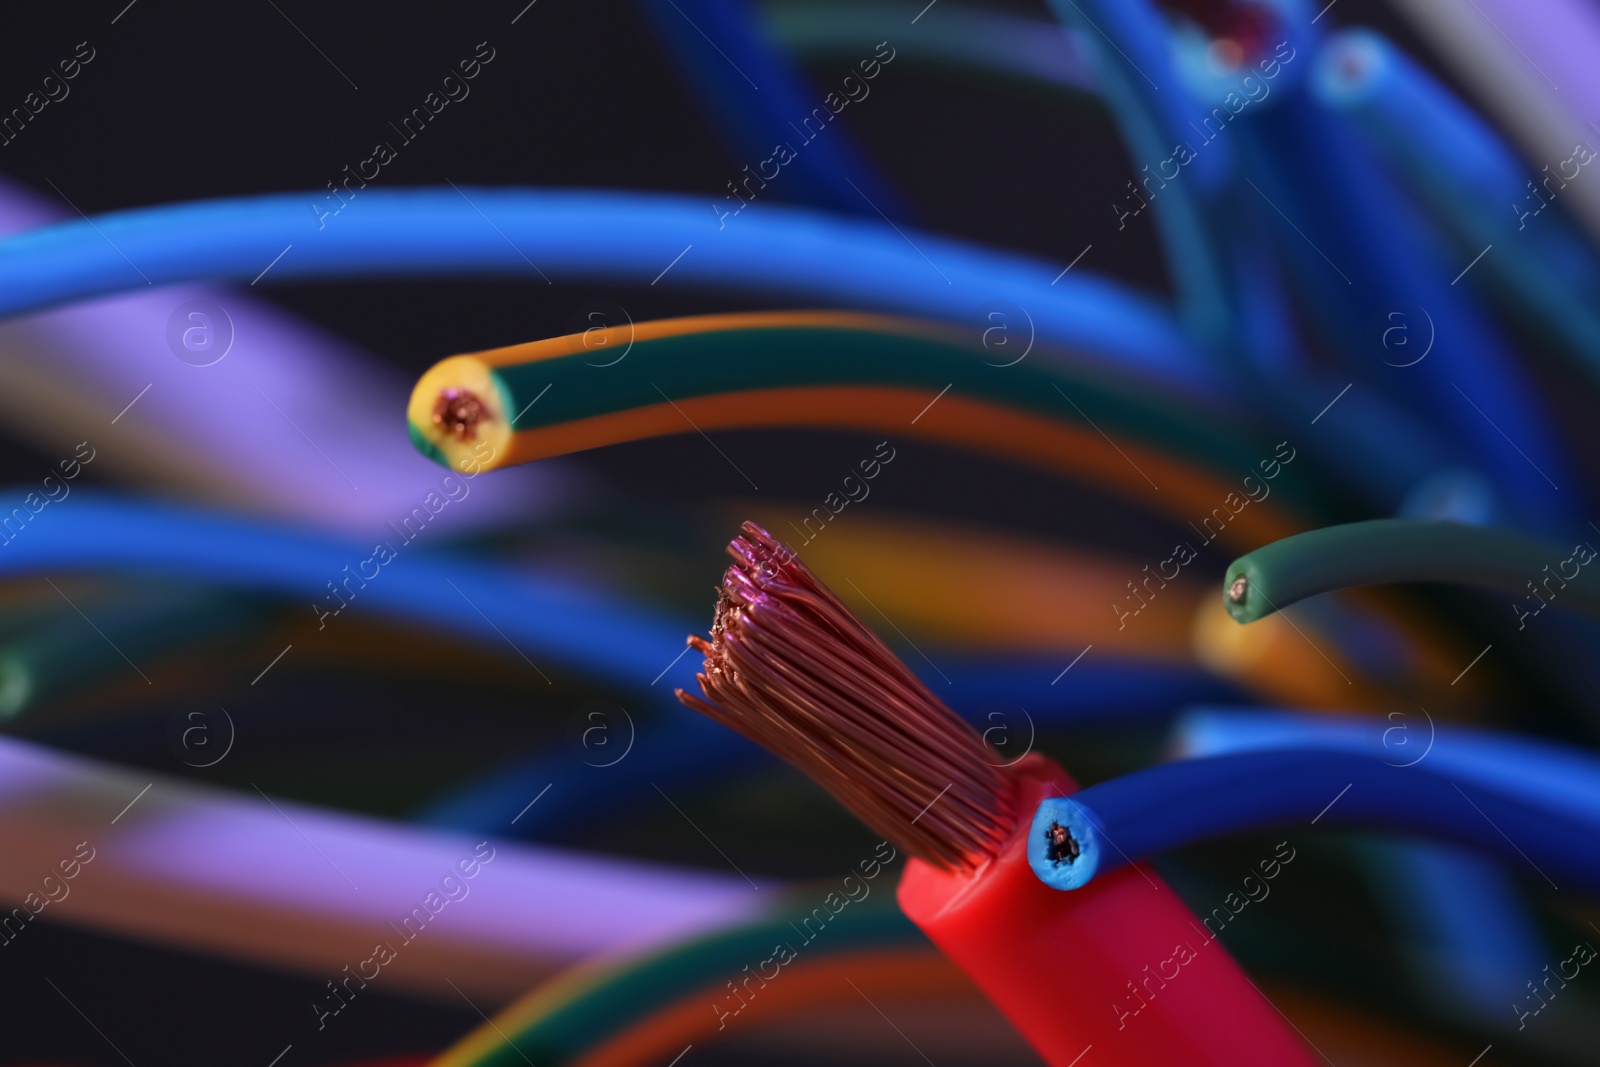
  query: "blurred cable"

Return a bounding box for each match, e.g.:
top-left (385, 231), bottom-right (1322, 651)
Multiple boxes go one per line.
top-left (408, 311), bottom-right (1317, 547)
top-left (762, 0), bottom-right (1093, 95)
top-left (428, 898), bottom-right (940, 1067)
top-left (1313, 29), bottom-right (1600, 386)
top-left (635, 0), bottom-right (903, 216)
top-left (0, 733), bottom-right (767, 1004)
top-left (0, 176), bottom-right (557, 536)
top-left (1389, 0), bottom-right (1600, 245)
top-left (0, 188), bottom-right (1215, 390)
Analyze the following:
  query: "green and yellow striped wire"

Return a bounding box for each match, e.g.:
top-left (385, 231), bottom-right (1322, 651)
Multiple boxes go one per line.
top-left (408, 311), bottom-right (1318, 549)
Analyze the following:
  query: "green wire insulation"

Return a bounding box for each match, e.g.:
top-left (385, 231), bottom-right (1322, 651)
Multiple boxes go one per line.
top-left (423, 319), bottom-right (1324, 517)
top-left (0, 589), bottom-right (261, 718)
top-left (763, 0), bottom-right (1097, 99)
top-left (1223, 519), bottom-right (1600, 624)
top-left (443, 892), bottom-right (921, 1067)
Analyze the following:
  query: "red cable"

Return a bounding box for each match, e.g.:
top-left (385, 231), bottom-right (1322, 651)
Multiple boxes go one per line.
top-left (898, 754), bottom-right (1321, 1067)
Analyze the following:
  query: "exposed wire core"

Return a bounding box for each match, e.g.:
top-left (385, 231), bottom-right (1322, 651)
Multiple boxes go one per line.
top-left (676, 521), bottom-right (1015, 871)
top-left (1163, 0), bottom-right (1277, 64)
top-left (433, 388), bottom-right (489, 441)
top-left (1227, 575), bottom-right (1249, 604)
top-left (1042, 820), bottom-right (1079, 866)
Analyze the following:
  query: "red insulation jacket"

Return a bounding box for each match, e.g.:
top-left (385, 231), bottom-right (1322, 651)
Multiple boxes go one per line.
top-left (897, 754), bottom-right (1321, 1066)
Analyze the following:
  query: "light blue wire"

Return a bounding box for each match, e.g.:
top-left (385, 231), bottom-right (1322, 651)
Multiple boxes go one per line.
top-left (636, 0), bottom-right (903, 216)
top-left (1177, 709), bottom-right (1554, 1019)
top-left (0, 188), bottom-right (1217, 392)
top-left (1171, 708), bottom-right (1600, 820)
top-left (1029, 742), bottom-right (1600, 892)
top-left (1313, 28), bottom-right (1600, 385)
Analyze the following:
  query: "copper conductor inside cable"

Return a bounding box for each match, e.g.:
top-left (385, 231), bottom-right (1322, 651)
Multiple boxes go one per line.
top-left (1228, 575), bottom-right (1249, 604)
top-left (1043, 820), bottom-right (1079, 866)
top-left (676, 521), bottom-right (1016, 871)
top-left (433, 388), bottom-right (489, 441)
top-left (1163, 0), bottom-right (1277, 63)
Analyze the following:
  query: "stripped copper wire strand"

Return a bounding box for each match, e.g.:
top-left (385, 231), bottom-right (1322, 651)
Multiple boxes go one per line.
top-left (676, 521), bottom-right (1015, 870)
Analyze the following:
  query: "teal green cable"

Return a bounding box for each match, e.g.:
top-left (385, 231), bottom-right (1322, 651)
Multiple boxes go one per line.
top-left (0, 587), bottom-right (262, 719)
top-left (762, 0), bottom-right (1096, 98)
top-left (409, 314), bottom-right (1325, 525)
top-left (1223, 519), bottom-right (1600, 624)
top-left (435, 892), bottom-right (920, 1067)
top-left (1043, 0), bottom-right (1239, 356)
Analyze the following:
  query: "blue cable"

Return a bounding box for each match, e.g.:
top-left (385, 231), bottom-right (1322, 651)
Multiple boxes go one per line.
top-left (1235, 53), bottom-right (1576, 529)
top-left (0, 492), bottom-right (1248, 838)
top-left (1034, 0), bottom-right (1458, 512)
top-left (936, 656), bottom-right (1247, 727)
top-left (1174, 708), bottom-right (1553, 1018)
top-left (422, 656), bottom-right (1248, 838)
top-left (0, 490), bottom-right (770, 827)
top-left (0, 187), bottom-right (1460, 511)
top-left (0, 188), bottom-right (1215, 392)
top-left (420, 714), bottom-right (755, 836)
top-left (1029, 746), bottom-right (1600, 892)
top-left (635, 0), bottom-right (902, 216)
top-left (1313, 28), bottom-right (1600, 385)
top-left (0, 492), bottom-right (703, 694)
top-left (1172, 709), bottom-right (1600, 818)
top-left (1358, 840), bottom-right (1547, 1019)
top-left (1043, 0), bottom-right (1235, 350)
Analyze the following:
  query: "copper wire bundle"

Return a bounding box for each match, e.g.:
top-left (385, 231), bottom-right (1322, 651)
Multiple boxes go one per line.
top-left (677, 522), bottom-right (1016, 870)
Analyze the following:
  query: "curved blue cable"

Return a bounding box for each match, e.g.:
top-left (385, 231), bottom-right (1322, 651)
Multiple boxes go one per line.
top-left (1029, 746), bottom-right (1600, 892)
top-left (0, 490), bottom-right (771, 822)
top-left (1173, 708), bottom-right (1555, 1015)
top-left (0, 492), bottom-right (701, 694)
top-left (0, 188), bottom-right (1465, 511)
top-left (420, 715), bottom-right (757, 836)
top-left (1313, 28), bottom-right (1600, 385)
top-left (635, 0), bottom-right (902, 216)
top-left (1235, 51), bottom-right (1576, 528)
top-left (936, 656), bottom-right (1247, 727)
top-left (0, 188), bottom-right (1215, 392)
top-left (1043, 0), bottom-right (1235, 349)
top-left (1171, 709), bottom-right (1600, 818)
top-left (1357, 839), bottom-right (1547, 1018)
top-left (0, 492), bottom-right (1249, 840)
top-left (420, 657), bottom-right (1248, 838)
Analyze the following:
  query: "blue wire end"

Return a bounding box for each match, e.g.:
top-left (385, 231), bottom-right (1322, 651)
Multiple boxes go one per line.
top-left (1028, 796), bottom-right (1101, 891)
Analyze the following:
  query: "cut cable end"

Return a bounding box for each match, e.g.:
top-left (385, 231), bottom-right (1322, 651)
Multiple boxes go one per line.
top-left (679, 521), bottom-right (1016, 872)
top-left (1028, 797), bottom-right (1101, 891)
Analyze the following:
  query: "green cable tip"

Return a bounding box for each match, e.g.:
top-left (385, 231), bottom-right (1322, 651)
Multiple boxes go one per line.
top-left (1223, 518), bottom-right (1600, 626)
top-left (1222, 561), bottom-right (1267, 623)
